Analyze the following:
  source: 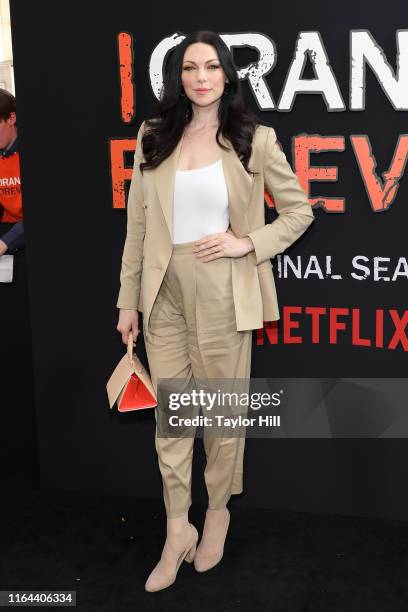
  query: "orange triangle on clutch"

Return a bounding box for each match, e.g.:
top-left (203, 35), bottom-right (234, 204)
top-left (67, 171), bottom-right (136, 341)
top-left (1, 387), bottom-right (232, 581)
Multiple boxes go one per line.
top-left (118, 373), bottom-right (156, 412)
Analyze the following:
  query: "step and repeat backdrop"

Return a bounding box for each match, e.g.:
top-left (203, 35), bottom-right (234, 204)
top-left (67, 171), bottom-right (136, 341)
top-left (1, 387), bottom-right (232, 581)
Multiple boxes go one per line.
top-left (10, 0), bottom-right (408, 518)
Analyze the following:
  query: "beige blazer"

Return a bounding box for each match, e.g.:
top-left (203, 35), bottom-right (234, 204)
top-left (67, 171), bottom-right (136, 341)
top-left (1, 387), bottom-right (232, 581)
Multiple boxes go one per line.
top-left (117, 120), bottom-right (315, 331)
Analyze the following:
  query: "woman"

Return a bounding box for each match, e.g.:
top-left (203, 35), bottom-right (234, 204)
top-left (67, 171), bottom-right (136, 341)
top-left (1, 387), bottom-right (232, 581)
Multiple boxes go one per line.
top-left (116, 30), bottom-right (314, 592)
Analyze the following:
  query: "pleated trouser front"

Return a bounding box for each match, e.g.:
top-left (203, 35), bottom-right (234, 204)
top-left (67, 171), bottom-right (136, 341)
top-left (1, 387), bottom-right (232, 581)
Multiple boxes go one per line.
top-left (143, 240), bottom-right (252, 518)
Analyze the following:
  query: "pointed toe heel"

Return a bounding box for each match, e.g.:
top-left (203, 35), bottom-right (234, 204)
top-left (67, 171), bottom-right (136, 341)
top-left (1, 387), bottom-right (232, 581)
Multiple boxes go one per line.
top-left (193, 508), bottom-right (230, 573)
top-left (145, 522), bottom-right (198, 592)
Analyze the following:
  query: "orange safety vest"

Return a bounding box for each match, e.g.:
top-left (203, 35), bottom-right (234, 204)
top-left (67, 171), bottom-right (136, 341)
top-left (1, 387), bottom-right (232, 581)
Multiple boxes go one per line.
top-left (0, 151), bottom-right (23, 223)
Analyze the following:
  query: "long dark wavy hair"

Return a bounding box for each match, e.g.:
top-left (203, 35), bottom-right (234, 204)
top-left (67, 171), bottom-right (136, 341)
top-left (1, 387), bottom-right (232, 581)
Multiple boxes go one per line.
top-left (140, 30), bottom-right (261, 177)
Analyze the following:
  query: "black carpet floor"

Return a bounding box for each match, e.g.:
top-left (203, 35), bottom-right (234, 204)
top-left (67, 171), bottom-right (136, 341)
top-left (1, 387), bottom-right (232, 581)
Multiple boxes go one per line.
top-left (1, 474), bottom-right (408, 612)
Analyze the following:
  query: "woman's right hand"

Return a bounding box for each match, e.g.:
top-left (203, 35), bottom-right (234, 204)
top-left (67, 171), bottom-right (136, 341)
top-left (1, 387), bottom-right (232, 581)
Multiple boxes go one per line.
top-left (117, 309), bottom-right (139, 346)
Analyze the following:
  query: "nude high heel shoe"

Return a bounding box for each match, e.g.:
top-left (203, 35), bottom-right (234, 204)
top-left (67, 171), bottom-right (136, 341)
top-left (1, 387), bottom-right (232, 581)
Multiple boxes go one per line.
top-left (145, 523), bottom-right (198, 592)
top-left (194, 507), bottom-right (230, 572)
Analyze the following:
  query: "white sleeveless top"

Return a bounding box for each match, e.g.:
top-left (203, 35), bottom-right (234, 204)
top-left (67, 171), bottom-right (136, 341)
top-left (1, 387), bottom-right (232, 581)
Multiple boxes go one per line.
top-left (172, 159), bottom-right (230, 244)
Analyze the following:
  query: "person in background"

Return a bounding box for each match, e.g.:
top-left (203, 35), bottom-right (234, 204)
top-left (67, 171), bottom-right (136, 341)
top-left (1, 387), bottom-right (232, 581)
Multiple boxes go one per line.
top-left (0, 88), bottom-right (24, 256)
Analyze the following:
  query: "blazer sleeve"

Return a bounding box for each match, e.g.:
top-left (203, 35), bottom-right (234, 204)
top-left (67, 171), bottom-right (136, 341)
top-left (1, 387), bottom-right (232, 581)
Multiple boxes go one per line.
top-left (116, 120), bottom-right (146, 310)
top-left (0, 220), bottom-right (25, 253)
top-left (245, 127), bottom-right (314, 265)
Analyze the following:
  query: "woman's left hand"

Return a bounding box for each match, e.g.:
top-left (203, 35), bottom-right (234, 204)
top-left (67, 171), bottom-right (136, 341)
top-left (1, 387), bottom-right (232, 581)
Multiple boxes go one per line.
top-left (192, 228), bottom-right (254, 262)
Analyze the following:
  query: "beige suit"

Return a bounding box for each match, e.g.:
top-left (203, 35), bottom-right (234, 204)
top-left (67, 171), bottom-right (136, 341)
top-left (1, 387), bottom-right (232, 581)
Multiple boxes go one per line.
top-left (116, 120), bottom-right (315, 518)
top-left (116, 121), bottom-right (315, 330)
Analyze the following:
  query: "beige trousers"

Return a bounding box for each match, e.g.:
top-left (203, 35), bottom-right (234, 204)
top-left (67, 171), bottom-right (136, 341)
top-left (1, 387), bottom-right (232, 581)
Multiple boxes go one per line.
top-left (143, 240), bottom-right (252, 518)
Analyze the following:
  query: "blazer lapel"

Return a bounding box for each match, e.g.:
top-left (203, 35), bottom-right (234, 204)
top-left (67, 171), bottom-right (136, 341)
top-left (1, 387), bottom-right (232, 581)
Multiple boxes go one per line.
top-left (218, 132), bottom-right (254, 237)
top-left (152, 129), bottom-right (255, 242)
